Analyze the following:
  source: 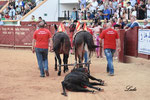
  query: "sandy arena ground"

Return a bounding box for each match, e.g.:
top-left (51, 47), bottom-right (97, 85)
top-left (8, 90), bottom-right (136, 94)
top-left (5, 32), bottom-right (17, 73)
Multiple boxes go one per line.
top-left (0, 48), bottom-right (150, 100)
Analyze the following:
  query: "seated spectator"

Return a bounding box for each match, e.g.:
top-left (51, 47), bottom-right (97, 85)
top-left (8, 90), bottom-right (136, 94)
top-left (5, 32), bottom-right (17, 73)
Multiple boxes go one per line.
top-left (141, 19), bottom-right (150, 28)
top-left (79, 11), bottom-right (84, 20)
top-left (125, 16), bottom-right (139, 31)
top-left (110, 18), bottom-right (116, 27)
top-left (15, 12), bottom-right (22, 20)
top-left (0, 18), bottom-right (4, 25)
top-left (97, 10), bottom-right (103, 20)
top-left (5, 13), bottom-right (10, 20)
top-left (103, 5), bottom-right (111, 20)
top-left (87, 12), bottom-right (95, 20)
top-left (115, 17), bottom-right (126, 29)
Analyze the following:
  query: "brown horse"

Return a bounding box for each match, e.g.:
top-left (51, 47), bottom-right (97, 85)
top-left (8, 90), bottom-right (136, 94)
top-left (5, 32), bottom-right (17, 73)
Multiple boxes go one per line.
top-left (73, 31), bottom-right (98, 72)
top-left (53, 32), bottom-right (71, 76)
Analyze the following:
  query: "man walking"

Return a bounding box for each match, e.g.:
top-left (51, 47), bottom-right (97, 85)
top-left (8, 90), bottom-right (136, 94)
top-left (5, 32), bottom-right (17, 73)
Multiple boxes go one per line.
top-left (32, 21), bottom-right (52, 77)
top-left (99, 22), bottom-right (120, 76)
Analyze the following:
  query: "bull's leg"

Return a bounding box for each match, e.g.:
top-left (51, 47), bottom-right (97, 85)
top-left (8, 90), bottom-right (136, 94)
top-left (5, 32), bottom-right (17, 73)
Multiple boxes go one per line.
top-left (88, 75), bottom-right (105, 86)
top-left (56, 53), bottom-right (61, 76)
top-left (83, 83), bottom-right (102, 91)
top-left (69, 84), bottom-right (95, 93)
top-left (63, 54), bottom-right (69, 73)
top-left (89, 82), bottom-right (104, 86)
top-left (55, 56), bottom-right (57, 71)
top-left (61, 81), bottom-right (67, 96)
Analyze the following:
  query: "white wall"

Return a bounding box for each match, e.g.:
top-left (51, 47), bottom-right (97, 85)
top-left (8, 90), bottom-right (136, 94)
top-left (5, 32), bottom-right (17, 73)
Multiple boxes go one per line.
top-left (23, 0), bottom-right (58, 21)
top-left (60, 0), bottom-right (78, 3)
top-left (59, 4), bottom-right (79, 17)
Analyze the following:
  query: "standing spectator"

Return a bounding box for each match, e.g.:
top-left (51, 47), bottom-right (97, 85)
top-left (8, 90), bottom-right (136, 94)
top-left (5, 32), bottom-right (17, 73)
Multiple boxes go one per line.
top-left (31, 15), bottom-right (36, 21)
top-left (9, 6), bottom-right (16, 20)
top-left (70, 8), bottom-right (78, 21)
top-left (78, 0), bottom-right (86, 9)
top-left (131, 7), bottom-right (137, 17)
top-left (130, 0), bottom-right (137, 7)
top-left (146, 0), bottom-right (150, 19)
top-left (99, 22), bottom-right (120, 76)
top-left (20, 6), bottom-right (25, 16)
top-left (97, 1), bottom-right (104, 11)
top-left (137, 0), bottom-right (146, 20)
top-left (103, 5), bottom-right (111, 20)
top-left (38, 17), bottom-right (42, 22)
top-left (32, 21), bottom-right (52, 77)
top-left (9, 0), bottom-right (15, 9)
top-left (87, 0), bottom-right (98, 12)
top-left (112, 0), bottom-right (118, 10)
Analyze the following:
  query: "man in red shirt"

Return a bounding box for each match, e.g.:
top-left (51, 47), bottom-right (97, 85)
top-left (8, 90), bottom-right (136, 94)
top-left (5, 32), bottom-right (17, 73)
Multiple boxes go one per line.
top-left (99, 22), bottom-right (120, 76)
top-left (32, 21), bottom-right (52, 77)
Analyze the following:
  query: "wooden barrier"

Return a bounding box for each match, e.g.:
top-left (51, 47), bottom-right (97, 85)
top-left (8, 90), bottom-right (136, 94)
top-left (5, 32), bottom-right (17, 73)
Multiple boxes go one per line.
top-left (118, 29), bottom-right (126, 63)
top-left (125, 27), bottom-right (139, 57)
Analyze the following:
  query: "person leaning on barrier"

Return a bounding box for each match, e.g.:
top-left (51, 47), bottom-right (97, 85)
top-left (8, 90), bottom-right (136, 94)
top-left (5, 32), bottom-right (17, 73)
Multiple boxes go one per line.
top-left (141, 19), bottom-right (150, 29)
top-left (32, 21), bottom-right (52, 77)
top-left (99, 22), bottom-right (121, 76)
top-left (124, 16), bottom-right (140, 31)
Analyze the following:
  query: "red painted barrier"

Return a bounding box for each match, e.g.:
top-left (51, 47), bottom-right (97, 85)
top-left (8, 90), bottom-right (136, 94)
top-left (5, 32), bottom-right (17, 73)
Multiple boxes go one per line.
top-left (14, 26), bottom-right (36, 46)
top-left (125, 27), bottom-right (139, 57)
top-left (0, 26), bottom-right (15, 46)
top-left (118, 29), bottom-right (126, 62)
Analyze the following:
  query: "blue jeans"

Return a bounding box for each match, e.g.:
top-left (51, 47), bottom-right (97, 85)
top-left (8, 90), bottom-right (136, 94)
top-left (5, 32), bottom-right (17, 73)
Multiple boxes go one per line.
top-left (104, 49), bottom-right (116, 74)
top-left (35, 48), bottom-right (48, 76)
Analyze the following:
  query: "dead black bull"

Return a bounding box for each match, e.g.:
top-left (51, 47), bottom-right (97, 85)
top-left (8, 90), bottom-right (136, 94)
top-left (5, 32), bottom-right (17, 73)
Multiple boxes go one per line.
top-left (61, 68), bottom-right (105, 96)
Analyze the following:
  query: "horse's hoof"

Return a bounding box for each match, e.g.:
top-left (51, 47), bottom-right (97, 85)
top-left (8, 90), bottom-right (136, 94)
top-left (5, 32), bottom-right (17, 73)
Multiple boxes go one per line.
top-left (55, 68), bottom-right (57, 71)
top-left (92, 90), bottom-right (95, 94)
top-left (100, 81), bottom-right (105, 86)
top-left (61, 93), bottom-right (67, 96)
top-left (58, 71), bottom-right (61, 76)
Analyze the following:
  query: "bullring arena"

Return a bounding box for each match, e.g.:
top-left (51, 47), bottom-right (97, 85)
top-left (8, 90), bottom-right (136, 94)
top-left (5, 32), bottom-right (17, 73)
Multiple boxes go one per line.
top-left (0, 48), bottom-right (150, 100)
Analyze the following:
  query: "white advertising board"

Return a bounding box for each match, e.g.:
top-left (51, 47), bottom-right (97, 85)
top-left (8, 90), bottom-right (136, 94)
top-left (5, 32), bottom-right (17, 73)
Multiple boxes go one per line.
top-left (138, 29), bottom-right (150, 55)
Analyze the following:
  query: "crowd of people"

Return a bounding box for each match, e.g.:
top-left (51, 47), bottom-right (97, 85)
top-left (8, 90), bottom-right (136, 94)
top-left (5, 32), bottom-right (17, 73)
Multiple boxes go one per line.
top-left (70, 0), bottom-right (150, 29)
top-left (0, 0), bottom-right (38, 20)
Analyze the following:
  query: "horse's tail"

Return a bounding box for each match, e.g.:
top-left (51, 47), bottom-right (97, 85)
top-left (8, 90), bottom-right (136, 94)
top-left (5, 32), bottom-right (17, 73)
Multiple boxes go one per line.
top-left (53, 35), bottom-right (65, 51)
top-left (84, 33), bottom-right (99, 51)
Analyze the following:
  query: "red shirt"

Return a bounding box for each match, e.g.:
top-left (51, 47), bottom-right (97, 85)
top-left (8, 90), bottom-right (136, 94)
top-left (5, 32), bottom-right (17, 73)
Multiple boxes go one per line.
top-left (99, 28), bottom-right (119, 50)
top-left (33, 28), bottom-right (51, 49)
